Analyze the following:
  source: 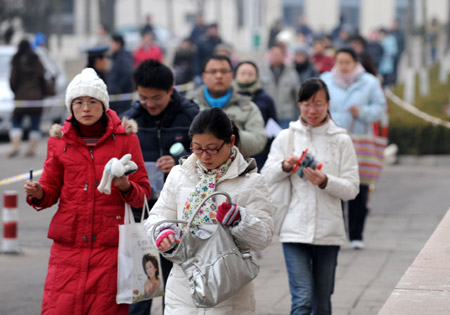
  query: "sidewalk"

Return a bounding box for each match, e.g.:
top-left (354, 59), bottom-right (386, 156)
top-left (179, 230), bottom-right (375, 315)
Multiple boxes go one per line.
top-left (252, 161), bottom-right (450, 315)
top-left (1, 138), bottom-right (450, 314)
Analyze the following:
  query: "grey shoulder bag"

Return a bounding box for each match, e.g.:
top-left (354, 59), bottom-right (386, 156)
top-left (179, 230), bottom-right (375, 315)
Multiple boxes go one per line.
top-left (152, 191), bottom-right (260, 308)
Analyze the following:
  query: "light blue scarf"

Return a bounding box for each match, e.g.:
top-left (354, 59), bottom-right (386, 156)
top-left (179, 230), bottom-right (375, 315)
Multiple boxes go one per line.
top-left (204, 86), bottom-right (232, 108)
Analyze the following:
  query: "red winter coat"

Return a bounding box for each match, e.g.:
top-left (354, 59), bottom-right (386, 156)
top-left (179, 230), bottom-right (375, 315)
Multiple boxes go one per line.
top-left (133, 44), bottom-right (163, 67)
top-left (27, 110), bottom-right (151, 315)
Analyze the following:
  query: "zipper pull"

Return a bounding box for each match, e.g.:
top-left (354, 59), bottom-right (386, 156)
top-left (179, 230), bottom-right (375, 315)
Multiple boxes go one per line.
top-left (84, 183), bottom-right (88, 191)
top-left (90, 150), bottom-right (94, 160)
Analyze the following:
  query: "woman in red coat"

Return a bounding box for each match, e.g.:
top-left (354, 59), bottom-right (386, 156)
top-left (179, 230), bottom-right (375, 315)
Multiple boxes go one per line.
top-left (24, 68), bottom-right (151, 314)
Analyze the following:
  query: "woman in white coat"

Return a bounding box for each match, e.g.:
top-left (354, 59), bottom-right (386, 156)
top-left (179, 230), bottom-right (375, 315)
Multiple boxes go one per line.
top-left (262, 78), bottom-right (359, 315)
top-left (144, 107), bottom-right (273, 314)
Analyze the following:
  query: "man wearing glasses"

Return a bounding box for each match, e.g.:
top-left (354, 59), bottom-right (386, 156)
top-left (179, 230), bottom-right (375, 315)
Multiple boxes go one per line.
top-left (186, 55), bottom-right (267, 157)
top-left (121, 59), bottom-right (198, 315)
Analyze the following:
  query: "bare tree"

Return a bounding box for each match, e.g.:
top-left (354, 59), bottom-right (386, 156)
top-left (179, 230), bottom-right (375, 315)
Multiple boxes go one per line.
top-left (403, 0), bottom-right (416, 103)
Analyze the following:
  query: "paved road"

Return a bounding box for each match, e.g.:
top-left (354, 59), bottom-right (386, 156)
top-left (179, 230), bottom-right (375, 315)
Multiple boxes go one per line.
top-left (1, 139), bottom-right (450, 315)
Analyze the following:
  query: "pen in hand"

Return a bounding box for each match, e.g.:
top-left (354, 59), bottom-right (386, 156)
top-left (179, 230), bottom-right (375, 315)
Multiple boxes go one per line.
top-left (29, 169), bottom-right (33, 197)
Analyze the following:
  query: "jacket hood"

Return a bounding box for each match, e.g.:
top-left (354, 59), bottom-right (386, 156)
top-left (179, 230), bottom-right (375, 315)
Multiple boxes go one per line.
top-left (49, 109), bottom-right (138, 139)
top-left (178, 146), bottom-right (257, 181)
top-left (289, 119), bottom-right (347, 136)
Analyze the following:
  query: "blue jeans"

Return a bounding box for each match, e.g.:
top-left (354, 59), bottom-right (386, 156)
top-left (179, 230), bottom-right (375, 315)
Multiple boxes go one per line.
top-left (12, 112), bottom-right (41, 132)
top-left (282, 243), bottom-right (340, 315)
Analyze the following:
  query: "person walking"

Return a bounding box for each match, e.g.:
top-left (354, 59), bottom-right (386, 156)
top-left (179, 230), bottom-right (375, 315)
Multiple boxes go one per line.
top-left (320, 47), bottom-right (387, 249)
top-left (86, 45), bottom-right (110, 84)
top-left (121, 59), bottom-right (199, 315)
top-left (293, 45), bottom-right (319, 83)
top-left (311, 37), bottom-right (335, 74)
top-left (186, 55), bottom-right (267, 157)
top-left (188, 13), bottom-right (207, 46)
top-left (8, 39), bottom-right (46, 157)
top-left (24, 68), bottom-right (151, 315)
top-left (173, 38), bottom-right (197, 86)
top-left (108, 34), bottom-right (134, 115)
top-left (377, 28), bottom-right (398, 86)
top-left (144, 107), bottom-right (274, 314)
top-left (260, 44), bottom-right (300, 129)
top-left (262, 78), bottom-right (359, 315)
top-left (233, 60), bottom-right (277, 171)
top-left (133, 31), bottom-right (163, 67)
top-left (194, 23), bottom-right (223, 79)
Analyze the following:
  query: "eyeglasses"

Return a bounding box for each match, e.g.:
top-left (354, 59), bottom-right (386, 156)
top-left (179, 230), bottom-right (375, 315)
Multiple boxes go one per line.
top-left (139, 98), bottom-right (155, 105)
top-left (139, 95), bottom-right (164, 105)
top-left (203, 69), bottom-right (233, 75)
top-left (72, 99), bottom-right (102, 108)
top-left (299, 102), bottom-right (327, 110)
top-left (191, 141), bottom-right (226, 155)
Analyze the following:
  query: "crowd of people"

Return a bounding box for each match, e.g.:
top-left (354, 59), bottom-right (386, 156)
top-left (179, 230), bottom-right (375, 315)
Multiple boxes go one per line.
top-left (15, 13), bottom-right (401, 315)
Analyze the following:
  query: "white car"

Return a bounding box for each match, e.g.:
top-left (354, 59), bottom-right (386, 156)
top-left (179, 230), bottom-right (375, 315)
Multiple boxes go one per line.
top-left (0, 45), bottom-right (68, 135)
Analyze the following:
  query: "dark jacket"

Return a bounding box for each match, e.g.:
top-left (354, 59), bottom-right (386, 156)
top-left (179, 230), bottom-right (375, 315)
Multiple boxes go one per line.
top-left (173, 46), bottom-right (197, 85)
top-left (294, 61), bottom-right (319, 83)
top-left (107, 48), bottom-right (134, 115)
top-left (108, 48), bottom-right (134, 95)
top-left (121, 89), bottom-right (199, 162)
top-left (10, 53), bottom-right (45, 100)
top-left (195, 35), bottom-right (222, 75)
top-left (233, 82), bottom-right (277, 125)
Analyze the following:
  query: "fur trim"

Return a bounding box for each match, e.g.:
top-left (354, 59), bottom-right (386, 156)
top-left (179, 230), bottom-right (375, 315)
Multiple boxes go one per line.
top-left (50, 124), bottom-right (63, 138)
top-left (122, 117), bottom-right (138, 134)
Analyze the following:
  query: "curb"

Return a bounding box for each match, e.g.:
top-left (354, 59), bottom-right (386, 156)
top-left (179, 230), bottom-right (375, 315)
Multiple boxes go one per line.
top-left (396, 155), bottom-right (450, 167)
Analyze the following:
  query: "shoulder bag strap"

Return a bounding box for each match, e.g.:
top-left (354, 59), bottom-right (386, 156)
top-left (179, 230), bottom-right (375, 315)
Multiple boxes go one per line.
top-left (288, 127), bottom-right (294, 154)
top-left (187, 191), bottom-right (233, 227)
top-left (124, 203), bottom-right (135, 225)
top-left (140, 194), bottom-right (150, 222)
top-left (349, 118), bottom-right (369, 135)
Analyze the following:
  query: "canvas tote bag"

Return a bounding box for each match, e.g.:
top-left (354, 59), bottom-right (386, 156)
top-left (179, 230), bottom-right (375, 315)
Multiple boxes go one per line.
top-left (116, 198), bottom-right (164, 304)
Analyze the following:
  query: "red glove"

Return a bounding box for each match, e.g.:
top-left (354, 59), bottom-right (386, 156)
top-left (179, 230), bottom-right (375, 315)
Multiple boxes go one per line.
top-left (216, 202), bottom-right (241, 226)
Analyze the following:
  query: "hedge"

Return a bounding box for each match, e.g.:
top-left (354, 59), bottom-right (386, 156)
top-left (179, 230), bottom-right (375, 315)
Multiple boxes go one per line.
top-left (388, 65), bottom-right (450, 155)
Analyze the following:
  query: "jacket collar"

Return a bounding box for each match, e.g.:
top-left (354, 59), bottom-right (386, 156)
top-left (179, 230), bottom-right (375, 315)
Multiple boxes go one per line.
top-left (50, 110), bottom-right (138, 146)
top-left (289, 119), bottom-right (347, 136)
top-left (178, 146), bottom-right (257, 183)
top-left (188, 86), bottom-right (252, 109)
top-left (131, 89), bottom-right (184, 125)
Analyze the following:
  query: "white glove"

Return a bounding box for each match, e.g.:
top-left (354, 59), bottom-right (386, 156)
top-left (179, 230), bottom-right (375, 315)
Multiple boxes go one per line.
top-left (119, 154), bottom-right (138, 175)
top-left (97, 154), bottom-right (138, 194)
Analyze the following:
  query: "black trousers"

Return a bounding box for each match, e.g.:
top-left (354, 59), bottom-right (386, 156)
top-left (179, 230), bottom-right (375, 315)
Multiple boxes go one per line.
top-left (348, 185), bottom-right (369, 241)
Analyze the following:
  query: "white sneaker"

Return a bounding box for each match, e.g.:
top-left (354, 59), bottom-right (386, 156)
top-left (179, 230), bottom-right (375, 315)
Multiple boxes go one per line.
top-left (351, 240), bottom-right (365, 250)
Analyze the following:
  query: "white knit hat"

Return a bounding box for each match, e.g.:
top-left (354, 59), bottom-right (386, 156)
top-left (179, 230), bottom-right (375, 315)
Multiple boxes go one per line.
top-left (65, 68), bottom-right (109, 112)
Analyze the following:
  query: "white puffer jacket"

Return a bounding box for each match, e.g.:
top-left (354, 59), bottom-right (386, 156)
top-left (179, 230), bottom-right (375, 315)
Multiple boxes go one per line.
top-left (144, 148), bottom-right (273, 314)
top-left (262, 120), bottom-right (359, 246)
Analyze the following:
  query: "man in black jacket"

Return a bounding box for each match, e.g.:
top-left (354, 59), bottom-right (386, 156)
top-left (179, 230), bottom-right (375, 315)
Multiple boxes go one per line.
top-left (108, 34), bottom-right (134, 115)
top-left (121, 59), bottom-right (199, 315)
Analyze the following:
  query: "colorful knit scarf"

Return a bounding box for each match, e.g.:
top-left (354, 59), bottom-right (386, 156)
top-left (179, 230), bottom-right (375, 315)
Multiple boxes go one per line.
top-left (182, 148), bottom-right (237, 230)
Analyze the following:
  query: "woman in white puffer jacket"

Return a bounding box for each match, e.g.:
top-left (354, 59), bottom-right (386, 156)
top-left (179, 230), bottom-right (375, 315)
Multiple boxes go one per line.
top-left (144, 107), bottom-right (273, 315)
top-left (261, 78), bottom-right (359, 315)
